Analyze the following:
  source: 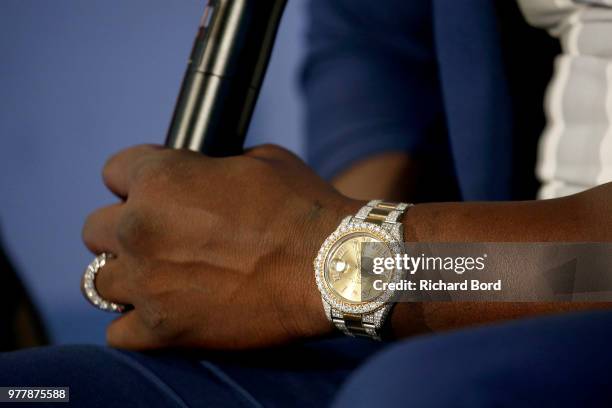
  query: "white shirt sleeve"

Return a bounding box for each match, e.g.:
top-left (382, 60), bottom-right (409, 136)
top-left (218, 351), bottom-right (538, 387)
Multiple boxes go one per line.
top-left (518, 0), bottom-right (612, 199)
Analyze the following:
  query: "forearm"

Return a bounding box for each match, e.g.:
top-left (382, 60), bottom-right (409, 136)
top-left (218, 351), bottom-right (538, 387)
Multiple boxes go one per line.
top-left (389, 184), bottom-right (612, 338)
top-left (332, 152), bottom-right (418, 202)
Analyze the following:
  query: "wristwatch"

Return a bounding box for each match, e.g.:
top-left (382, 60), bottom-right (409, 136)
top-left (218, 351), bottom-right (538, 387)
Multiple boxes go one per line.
top-left (314, 200), bottom-right (411, 340)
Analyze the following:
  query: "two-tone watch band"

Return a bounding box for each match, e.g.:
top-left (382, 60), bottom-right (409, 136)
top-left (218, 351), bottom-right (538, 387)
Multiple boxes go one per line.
top-left (354, 200), bottom-right (411, 226)
top-left (332, 200), bottom-right (412, 340)
top-left (331, 307), bottom-right (392, 341)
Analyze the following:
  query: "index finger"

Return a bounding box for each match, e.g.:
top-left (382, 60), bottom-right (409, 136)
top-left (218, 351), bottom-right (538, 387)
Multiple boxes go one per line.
top-left (102, 144), bottom-right (164, 198)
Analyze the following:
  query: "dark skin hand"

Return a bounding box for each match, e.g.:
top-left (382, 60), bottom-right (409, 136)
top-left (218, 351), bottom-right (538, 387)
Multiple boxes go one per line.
top-left (83, 144), bottom-right (346, 350)
top-left (83, 145), bottom-right (612, 350)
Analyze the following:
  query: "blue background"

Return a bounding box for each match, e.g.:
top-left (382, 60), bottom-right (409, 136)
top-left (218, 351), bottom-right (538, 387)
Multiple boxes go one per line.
top-left (0, 0), bottom-right (306, 344)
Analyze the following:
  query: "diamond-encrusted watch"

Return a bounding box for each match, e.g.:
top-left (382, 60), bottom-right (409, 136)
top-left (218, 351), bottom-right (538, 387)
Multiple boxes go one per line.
top-left (314, 200), bottom-right (411, 340)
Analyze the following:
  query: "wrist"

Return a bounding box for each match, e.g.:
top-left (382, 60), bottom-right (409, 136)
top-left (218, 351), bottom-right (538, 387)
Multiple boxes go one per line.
top-left (291, 196), bottom-right (365, 338)
top-left (311, 199), bottom-right (412, 340)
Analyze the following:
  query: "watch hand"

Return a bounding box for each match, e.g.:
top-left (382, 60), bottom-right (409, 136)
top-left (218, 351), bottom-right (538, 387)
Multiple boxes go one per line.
top-left (352, 240), bottom-right (361, 272)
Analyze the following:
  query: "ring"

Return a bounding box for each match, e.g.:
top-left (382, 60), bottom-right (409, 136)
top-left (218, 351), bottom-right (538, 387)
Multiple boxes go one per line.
top-left (82, 253), bottom-right (127, 313)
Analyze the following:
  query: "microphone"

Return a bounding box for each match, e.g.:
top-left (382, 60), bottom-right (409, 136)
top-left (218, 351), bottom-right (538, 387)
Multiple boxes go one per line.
top-left (165, 0), bottom-right (287, 156)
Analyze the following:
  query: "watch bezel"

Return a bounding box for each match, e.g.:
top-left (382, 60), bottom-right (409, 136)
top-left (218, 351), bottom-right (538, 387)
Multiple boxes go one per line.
top-left (314, 219), bottom-right (404, 314)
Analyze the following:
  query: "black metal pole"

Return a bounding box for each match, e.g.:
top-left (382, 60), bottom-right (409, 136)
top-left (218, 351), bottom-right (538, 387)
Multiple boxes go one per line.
top-left (165, 0), bottom-right (287, 156)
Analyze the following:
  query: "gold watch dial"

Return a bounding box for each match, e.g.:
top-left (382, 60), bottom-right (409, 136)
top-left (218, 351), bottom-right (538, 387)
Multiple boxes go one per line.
top-left (324, 232), bottom-right (394, 303)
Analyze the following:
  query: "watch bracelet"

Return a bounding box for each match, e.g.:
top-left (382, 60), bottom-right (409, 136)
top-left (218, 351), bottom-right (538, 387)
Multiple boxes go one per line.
top-left (329, 200), bottom-right (412, 340)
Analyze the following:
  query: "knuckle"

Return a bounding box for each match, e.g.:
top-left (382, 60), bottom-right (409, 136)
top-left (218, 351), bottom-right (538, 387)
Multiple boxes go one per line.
top-left (138, 289), bottom-right (185, 343)
top-left (134, 158), bottom-right (166, 183)
top-left (236, 155), bottom-right (275, 179)
top-left (133, 154), bottom-right (181, 193)
top-left (140, 301), bottom-right (171, 333)
top-left (145, 308), bottom-right (167, 330)
top-left (248, 143), bottom-right (292, 160)
top-left (116, 206), bottom-right (153, 251)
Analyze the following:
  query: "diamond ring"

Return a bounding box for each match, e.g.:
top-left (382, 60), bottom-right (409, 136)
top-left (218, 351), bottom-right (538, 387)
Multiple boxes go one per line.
top-left (82, 253), bottom-right (127, 313)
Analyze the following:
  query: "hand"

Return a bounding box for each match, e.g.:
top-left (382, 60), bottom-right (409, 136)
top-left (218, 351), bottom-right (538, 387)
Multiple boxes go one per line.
top-left (82, 144), bottom-right (359, 350)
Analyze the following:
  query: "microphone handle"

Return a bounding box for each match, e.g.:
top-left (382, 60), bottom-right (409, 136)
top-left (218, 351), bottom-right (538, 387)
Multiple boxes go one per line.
top-left (165, 0), bottom-right (287, 156)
